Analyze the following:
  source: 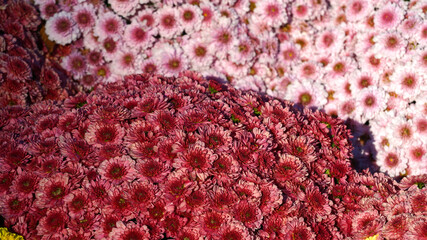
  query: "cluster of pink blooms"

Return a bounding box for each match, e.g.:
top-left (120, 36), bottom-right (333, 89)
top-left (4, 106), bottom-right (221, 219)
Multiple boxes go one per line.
top-left (37, 0), bottom-right (426, 177)
top-left (0, 72), bottom-right (426, 239)
top-left (0, 1), bottom-right (89, 107)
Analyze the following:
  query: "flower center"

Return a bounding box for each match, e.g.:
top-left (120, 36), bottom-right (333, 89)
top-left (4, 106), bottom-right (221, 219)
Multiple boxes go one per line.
top-left (385, 153), bottom-right (399, 167)
top-left (168, 59), bottom-right (180, 69)
top-left (299, 93), bottom-right (312, 105)
top-left (195, 46), bottom-right (206, 57)
top-left (364, 96), bottom-right (375, 106)
top-left (57, 19), bottom-right (70, 33)
top-left (183, 11), bottom-right (194, 21)
top-left (162, 15), bottom-right (175, 27)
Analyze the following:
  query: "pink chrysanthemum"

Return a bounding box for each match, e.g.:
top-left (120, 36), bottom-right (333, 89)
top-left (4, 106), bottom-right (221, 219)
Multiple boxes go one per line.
top-left (108, 221), bottom-right (150, 240)
top-left (111, 50), bottom-right (137, 75)
top-left (408, 216), bottom-right (427, 240)
top-left (303, 183), bottom-right (332, 221)
top-left (45, 11), bottom-right (80, 45)
top-left (345, 0), bottom-right (372, 22)
top-left (354, 86), bottom-right (389, 122)
top-left (292, 0), bottom-right (313, 21)
top-left (383, 214), bottom-right (410, 239)
top-left (135, 158), bottom-right (171, 183)
top-left (153, 43), bottom-right (188, 77)
top-left (182, 34), bottom-right (214, 71)
top-left (283, 218), bottom-right (315, 240)
top-left (279, 42), bottom-right (299, 63)
top-left (39, 0), bottom-right (58, 20)
top-left (315, 28), bottom-right (345, 55)
top-left (109, 0), bottom-right (139, 17)
top-left (218, 221), bottom-right (251, 240)
top-left (178, 4), bottom-right (203, 34)
top-left (253, 0), bottom-right (287, 27)
top-left (174, 143), bottom-right (217, 180)
top-left (374, 3), bottom-right (404, 30)
top-left (34, 173), bottom-right (70, 208)
top-left (200, 210), bottom-right (228, 234)
top-left (349, 71), bottom-right (379, 94)
top-left (36, 207), bottom-right (68, 238)
top-left (416, 22), bottom-right (427, 44)
top-left (10, 170), bottom-right (39, 198)
top-left (285, 80), bottom-right (328, 108)
top-left (123, 22), bottom-right (155, 51)
top-left (273, 153), bottom-right (307, 185)
top-left (94, 12), bottom-right (124, 41)
top-left (377, 148), bottom-right (408, 177)
top-left (233, 200), bottom-right (263, 230)
top-left (390, 64), bottom-right (424, 100)
top-left (5, 56), bottom-right (31, 81)
top-left (61, 51), bottom-right (87, 78)
top-left (98, 156), bottom-right (137, 183)
top-left (155, 6), bottom-right (182, 39)
top-left (0, 193), bottom-right (30, 219)
top-left (352, 210), bottom-right (384, 239)
top-left (373, 31), bottom-right (406, 60)
top-left (72, 3), bottom-right (96, 32)
top-left (100, 37), bottom-right (122, 61)
top-left (208, 24), bottom-right (237, 59)
top-left (85, 122), bottom-right (125, 147)
top-left (64, 188), bottom-right (91, 218)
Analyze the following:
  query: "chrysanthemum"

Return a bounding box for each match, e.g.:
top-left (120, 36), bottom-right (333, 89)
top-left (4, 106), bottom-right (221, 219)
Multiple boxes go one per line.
top-left (98, 156), bottom-right (137, 183)
top-left (352, 210), bottom-right (384, 239)
top-left (354, 86), bottom-right (388, 123)
top-left (359, 50), bottom-right (384, 73)
top-left (10, 171), bottom-right (39, 198)
top-left (135, 158), bottom-right (171, 183)
top-left (349, 71), bottom-right (379, 94)
top-left (5, 56), bottom-right (31, 81)
top-left (416, 22), bottom-right (427, 44)
top-left (36, 207), bottom-right (68, 238)
top-left (109, 0), bottom-right (139, 17)
top-left (140, 58), bottom-right (159, 75)
top-left (390, 64), bottom-right (424, 100)
top-left (292, 0), bottom-right (312, 21)
top-left (283, 218), bottom-right (315, 240)
top-left (178, 4), bottom-right (203, 34)
top-left (391, 118), bottom-right (414, 145)
top-left (39, 0), bottom-right (58, 20)
top-left (383, 214), bottom-right (410, 239)
top-left (182, 34), bottom-right (214, 71)
top-left (111, 50), bottom-right (137, 75)
top-left (155, 6), bottom-right (182, 39)
top-left (399, 14), bottom-right (421, 38)
top-left (373, 31), bottom-right (406, 60)
top-left (199, 1), bottom-right (217, 27)
top-left (253, 0), bottom-right (287, 27)
top-left (259, 181), bottom-right (283, 215)
top-left (85, 122), bottom-right (125, 147)
top-left (101, 37), bottom-right (121, 61)
top-left (208, 23), bottom-right (237, 59)
top-left (123, 22), bottom-right (155, 51)
top-left (200, 210), bottom-right (227, 234)
top-left (218, 221), bottom-right (251, 240)
top-left (296, 61), bottom-right (321, 81)
top-left (136, 8), bottom-right (157, 28)
top-left (174, 143), bottom-right (217, 180)
top-left (315, 28), bottom-right (345, 55)
top-left (108, 221), bottom-right (150, 240)
top-left (279, 42), bottom-right (299, 64)
top-left (377, 148), bottom-right (408, 177)
top-left (72, 3), bottom-right (96, 32)
top-left (153, 43), bottom-right (188, 77)
top-left (0, 194), bottom-right (30, 219)
top-left (285, 80), bottom-right (328, 108)
top-left (61, 51), bottom-right (87, 78)
top-left (273, 153), bottom-right (307, 185)
top-left (94, 12), bottom-right (124, 41)
top-left (408, 216), bottom-right (427, 240)
top-left (45, 11), bottom-right (80, 45)
top-left (345, 0), bottom-right (372, 22)
top-left (64, 188), bottom-right (91, 218)
top-left (327, 57), bottom-right (356, 79)
top-left (229, 38), bottom-right (256, 64)
top-left (374, 3), bottom-right (404, 30)
top-left (34, 173), bottom-right (70, 208)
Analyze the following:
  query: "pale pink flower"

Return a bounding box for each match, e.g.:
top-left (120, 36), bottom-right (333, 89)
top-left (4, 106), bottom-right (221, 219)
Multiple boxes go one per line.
top-left (155, 6), bottom-right (183, 39)
top-left (415, 22), bottom-right (427, 45)
top-left (373, 31), bottom-right (406, 60)
top-left (253, 0), bottom-right (287, 27)
top-left (136, 9), bottom-right (157, 28)
top-left (374, 3), bottom-right (404, 30)
top-left (109, 0), bottom-right (140, 17)
top-left (286, 80), bottom-right (328, 108)
top-left (152, 43), bottom-right (188, 77)
top-left (279, 42), bottom-right (299, 64)
top-left (123, 21), bottom-right (155, 51)
top-left (292, 0), bottom-right (313, 21)
top-left (207, 23), bottom-right (237, 59)
top-left (72, 3), bottom-right (96, 33)
top-left (315, 28), bottom-right (345, 55)
top-left (61, 51), bottom-right (87, 78)
top-left (345, 0), bottom-right (372, 22)
top-left (377, 148), bottom-right (408, 177)
top-left (111, 50), bottom-right (137, 75)
top-left (39, 0), bottom-right (58, 20)
top-left (182, 34), bottom-right (214, 71)
top-left (94, 12), bottom-right (124, 41)
top-left (349, 70), bottom-right (379, 94)
top-left (45, 11), bottom-right (80, 45)
top-left (390, 63), bottom-right (424, 100)
top-left (354, 86), bottom-right (389, 123)
top-left (178, 4), bottom-right (203, 34)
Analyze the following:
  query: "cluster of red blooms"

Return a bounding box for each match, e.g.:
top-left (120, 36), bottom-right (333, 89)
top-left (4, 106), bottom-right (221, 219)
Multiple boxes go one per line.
top-left (0, 1), bottom-right (89, 108)
top-left (0, 72), bottom-right (426, 239)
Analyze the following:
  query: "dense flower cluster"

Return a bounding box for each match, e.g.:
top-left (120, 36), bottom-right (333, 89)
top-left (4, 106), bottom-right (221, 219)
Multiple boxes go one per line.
top-left (0, 72), bottom-right (426, 239)
top-left (0, 0), bottom-right (89, 107)
top-left (36, 0), bottom-right (426, 177)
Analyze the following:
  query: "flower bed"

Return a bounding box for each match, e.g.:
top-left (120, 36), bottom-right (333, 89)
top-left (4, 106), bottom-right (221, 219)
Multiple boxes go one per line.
top-left (32, 0), bottom-right (427, 177)
top-left (0, 72), bottom-right (426, 239)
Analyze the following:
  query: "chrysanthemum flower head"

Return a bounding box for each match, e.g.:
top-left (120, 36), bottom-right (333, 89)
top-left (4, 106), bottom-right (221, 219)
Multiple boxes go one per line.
top-left (374, 3), bottom-right (404, 30)
top-left (94, 12), bottom-right (124, 41)
top-left (45, 11), bottom-right (80, 45)
top-left (98, 156), bottom-right (137, 183)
